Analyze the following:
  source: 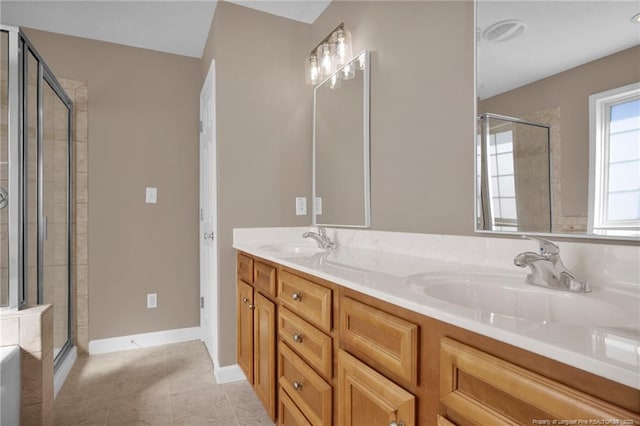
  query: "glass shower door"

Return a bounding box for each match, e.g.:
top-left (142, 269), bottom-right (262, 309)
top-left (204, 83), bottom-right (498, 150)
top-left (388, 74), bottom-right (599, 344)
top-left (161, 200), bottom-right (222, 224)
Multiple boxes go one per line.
top-left (42, 78), bottom-right (70, 359)
top-left (0, 30), bottom-right (8, 307)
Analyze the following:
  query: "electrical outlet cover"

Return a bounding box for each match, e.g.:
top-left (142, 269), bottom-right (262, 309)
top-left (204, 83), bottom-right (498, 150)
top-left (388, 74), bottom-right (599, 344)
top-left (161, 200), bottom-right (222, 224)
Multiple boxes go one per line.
top-left (295, 197), bottom-right (307, 216)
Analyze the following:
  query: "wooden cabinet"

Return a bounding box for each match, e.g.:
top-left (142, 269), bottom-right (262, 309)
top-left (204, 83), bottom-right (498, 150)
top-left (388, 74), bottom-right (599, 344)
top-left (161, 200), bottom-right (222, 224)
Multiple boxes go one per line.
top-left (236, 254), bottom-right (277, 421)
top-left (439, 337), bottom-right (639, 425)
top-left (236, 279), bottom-right (254, 382)
top-left (254, 293), bottom-right (276, 420)
top-left (279, 343), bottom-right (332, 425)
top-left (337, 349), bottom-right (415, 426)
top-left (278, 270), bottom-right (332, 332)
top-left (276, 269), bottom-right (334, 426)
top-left (237, 251), bottom-right (640, 426)
top-left (340, 296), bottom-right (418, 385)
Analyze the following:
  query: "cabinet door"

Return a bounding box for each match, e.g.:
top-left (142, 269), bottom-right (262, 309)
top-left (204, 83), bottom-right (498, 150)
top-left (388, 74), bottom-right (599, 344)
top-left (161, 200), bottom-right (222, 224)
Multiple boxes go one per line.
top-left (254, 292), bottom-right (277, 421)
top-left (337, 350), bottom-right (415, 426)
top-left (237, 279), bottom-right (254, 382)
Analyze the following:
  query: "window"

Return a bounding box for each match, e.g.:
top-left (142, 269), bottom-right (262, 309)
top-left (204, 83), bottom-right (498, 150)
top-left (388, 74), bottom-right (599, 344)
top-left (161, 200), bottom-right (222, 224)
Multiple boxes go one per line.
top-left (477, 128), bottom-right (517, 231)
top-left (589, 83), bottom-right (640, 237)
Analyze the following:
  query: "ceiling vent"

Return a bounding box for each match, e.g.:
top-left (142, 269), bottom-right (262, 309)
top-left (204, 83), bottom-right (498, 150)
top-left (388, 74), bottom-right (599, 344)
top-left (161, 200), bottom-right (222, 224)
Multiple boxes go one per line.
top-left (483, 20), bottom-right (526, 42)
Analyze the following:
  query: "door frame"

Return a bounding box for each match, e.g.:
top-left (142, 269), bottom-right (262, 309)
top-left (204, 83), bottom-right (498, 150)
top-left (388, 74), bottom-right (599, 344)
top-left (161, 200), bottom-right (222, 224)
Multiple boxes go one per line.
top-left (199, 59), bottom-right (218, 364)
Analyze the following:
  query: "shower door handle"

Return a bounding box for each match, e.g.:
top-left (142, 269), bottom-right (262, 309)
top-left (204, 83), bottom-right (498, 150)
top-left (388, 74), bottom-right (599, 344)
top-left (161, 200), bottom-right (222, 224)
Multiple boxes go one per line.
top-left (43, 216), bottom-right (48, 241)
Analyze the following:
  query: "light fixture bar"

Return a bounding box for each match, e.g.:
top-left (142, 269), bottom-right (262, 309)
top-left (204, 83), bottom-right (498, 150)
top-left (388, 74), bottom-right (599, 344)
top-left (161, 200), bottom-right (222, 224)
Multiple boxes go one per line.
top-left (309, 23), bottom-right (344, 55)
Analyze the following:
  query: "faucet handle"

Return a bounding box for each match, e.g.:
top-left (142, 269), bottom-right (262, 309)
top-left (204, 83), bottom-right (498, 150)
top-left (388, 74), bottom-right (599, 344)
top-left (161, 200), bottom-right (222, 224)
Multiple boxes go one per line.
top-left (523, 236), bottom-right (559, 257)
top-left (318, 227), bottom-right (327, 237)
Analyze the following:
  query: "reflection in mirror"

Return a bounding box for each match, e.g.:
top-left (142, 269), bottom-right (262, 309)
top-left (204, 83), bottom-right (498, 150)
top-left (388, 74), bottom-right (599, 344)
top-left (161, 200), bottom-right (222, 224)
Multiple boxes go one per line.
top-left (313, 50), bottom-right (370, 227)
top-left (476, 1), bottom-right (640, 239)
top-left (477, 114), bottom-right (551, 232)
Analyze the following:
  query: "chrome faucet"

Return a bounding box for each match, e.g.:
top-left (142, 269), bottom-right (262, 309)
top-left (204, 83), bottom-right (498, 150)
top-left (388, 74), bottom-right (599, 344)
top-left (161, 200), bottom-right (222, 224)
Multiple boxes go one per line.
top-left (514, 236), bottom-right (591, 293)
top-left (302, 227), bottom-right (335, 250)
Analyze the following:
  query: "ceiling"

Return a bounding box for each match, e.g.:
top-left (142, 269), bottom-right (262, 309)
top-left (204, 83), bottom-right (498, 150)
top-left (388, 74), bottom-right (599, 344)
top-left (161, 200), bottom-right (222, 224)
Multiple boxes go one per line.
top-left (1, 1), bottom-right (636, 93)
top-left (477, 1), bottom-right (640, 99)
top-left (0, 0), bottom-right (331, 58)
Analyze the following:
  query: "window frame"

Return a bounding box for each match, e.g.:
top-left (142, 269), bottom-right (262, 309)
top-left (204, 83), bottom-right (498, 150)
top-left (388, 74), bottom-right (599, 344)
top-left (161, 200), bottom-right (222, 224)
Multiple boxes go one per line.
top-left (588, 82), bottom-right (640, 236)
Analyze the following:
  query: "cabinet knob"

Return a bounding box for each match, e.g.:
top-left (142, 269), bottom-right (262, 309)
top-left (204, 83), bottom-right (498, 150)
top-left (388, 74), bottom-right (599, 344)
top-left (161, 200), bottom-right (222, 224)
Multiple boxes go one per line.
top-left (293, 333), bottom-right (303, 343)
top-left (292, 381), bottom-right (303, 391)
top-left (389, 422), bottom-right (404, 426)
top-left (292, 292), bottom-right (302, 301)
top-left (242, 297), bottom-right (249, 304)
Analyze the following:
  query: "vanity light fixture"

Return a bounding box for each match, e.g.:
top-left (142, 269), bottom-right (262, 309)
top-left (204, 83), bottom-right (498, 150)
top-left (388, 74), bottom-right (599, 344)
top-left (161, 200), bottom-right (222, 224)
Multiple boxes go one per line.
top-left (305, 23), bottom-right (354, 85)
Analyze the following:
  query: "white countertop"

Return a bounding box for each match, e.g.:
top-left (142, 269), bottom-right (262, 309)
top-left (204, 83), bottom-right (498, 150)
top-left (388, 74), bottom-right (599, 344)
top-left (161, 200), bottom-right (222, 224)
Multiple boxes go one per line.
top-left (233, 228), bottom-right (640, 390)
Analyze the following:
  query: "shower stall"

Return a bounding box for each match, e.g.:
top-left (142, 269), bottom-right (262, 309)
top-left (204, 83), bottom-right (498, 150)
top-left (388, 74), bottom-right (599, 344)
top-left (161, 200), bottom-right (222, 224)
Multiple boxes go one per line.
top-left (1, 25), bottom-right (73, 367)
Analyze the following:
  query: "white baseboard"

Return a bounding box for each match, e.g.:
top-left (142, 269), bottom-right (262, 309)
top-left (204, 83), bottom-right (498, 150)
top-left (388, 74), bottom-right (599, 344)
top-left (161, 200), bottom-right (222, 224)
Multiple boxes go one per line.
top-left (213, 361), bottom-right (245, 384)
top-left (54, 346), bottom-right (77, 398)
top-left (88, 327), bottom-right (200, 355)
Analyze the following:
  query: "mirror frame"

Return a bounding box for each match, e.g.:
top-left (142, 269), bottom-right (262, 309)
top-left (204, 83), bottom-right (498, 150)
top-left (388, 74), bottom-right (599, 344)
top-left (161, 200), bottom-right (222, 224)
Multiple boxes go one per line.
top-left (473, 1), bottom-right (638, 242)
top-left (312, 50), bottom-right (371, 228)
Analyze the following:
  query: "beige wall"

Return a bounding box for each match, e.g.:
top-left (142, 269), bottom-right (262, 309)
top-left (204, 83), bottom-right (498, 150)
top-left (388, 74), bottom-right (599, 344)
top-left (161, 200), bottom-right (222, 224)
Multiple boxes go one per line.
top-left (200, 2), bottom-right (312, 366)
top-left (313, 1), bottom-right (475, 234)
top-left (480, 46), bottom-right (640, 217)
top-left (23, 28), bottom-right (202, 340)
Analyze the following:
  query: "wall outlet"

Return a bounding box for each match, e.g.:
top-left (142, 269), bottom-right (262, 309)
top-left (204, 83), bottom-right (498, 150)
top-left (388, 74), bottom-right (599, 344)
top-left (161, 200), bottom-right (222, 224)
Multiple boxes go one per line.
top-left (295, 197), bottom-right (307, 216)
top-left (145, 187), bottom-right (157, 204)
top-left (147, 293), bottom-right (157, 309)
top-left (314, 197), bottom-right (322, 215)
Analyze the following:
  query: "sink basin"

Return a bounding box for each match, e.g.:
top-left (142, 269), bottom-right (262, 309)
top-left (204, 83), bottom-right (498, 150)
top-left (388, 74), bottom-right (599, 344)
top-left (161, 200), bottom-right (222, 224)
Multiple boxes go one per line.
top-left (404, 272), bottom-right (639, 329)
top-left (258, 243), bottom-right (328, 256)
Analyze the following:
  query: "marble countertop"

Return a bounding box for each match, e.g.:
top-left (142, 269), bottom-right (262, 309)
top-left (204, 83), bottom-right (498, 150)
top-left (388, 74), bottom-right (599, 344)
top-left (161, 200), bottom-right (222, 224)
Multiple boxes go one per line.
top-left (233, 232), bottom-right (640, 390)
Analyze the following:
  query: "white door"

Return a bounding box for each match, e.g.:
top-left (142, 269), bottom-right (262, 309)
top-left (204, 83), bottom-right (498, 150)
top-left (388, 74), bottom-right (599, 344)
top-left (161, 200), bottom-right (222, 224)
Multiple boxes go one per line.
top-left (200, 60), bottom-right (217, 361)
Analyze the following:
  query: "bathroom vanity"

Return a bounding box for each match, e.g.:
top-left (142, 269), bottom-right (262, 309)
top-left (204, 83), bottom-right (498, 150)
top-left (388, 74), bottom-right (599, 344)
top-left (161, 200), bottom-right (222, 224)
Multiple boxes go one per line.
top-left (234, 228), bottom-right (640, 426)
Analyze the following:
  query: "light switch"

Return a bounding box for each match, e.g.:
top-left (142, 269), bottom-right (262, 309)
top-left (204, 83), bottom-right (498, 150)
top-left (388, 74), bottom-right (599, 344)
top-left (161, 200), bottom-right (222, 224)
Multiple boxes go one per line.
top-left (295, 197), bottom-right (307, 216)
top-left (145, 187), bottom-right (157, 204)
top-left (314, 197), bottom-right (322, 215)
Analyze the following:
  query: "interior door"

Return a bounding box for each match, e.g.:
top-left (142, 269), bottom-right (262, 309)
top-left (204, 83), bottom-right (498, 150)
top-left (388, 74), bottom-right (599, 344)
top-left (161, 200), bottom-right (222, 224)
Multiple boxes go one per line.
top-left (199, 60), bottom-right (217, 360)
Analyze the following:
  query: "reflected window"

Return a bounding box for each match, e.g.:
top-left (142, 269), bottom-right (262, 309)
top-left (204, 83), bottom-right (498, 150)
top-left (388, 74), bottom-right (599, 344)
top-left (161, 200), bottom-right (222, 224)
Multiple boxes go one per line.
top-left (589, 83), bottom-right (640, 236)
top-left (477, 130), bottom-right (518, 231)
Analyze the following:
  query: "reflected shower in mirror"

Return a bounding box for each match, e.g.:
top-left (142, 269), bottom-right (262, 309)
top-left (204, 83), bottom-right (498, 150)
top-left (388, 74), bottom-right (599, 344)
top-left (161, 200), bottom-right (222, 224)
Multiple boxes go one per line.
top-left (477, 114), bottom-right (551, 232)
top-left (313, 50), bottom-right (370, 228)
top-left (476, 0), bottom-right (640, 239)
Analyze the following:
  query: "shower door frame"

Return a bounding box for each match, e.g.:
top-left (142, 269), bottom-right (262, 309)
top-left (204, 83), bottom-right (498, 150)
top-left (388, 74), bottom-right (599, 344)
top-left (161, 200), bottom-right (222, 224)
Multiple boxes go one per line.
top-left (1, 24), bottom-right (74, 369)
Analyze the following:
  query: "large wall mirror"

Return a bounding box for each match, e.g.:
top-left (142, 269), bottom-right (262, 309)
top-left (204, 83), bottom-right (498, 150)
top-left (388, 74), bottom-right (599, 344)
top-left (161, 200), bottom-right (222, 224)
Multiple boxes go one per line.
top-left (476, 1), bottom-right (640, 240)
top-left (313, 50), bottom-right (371, 228)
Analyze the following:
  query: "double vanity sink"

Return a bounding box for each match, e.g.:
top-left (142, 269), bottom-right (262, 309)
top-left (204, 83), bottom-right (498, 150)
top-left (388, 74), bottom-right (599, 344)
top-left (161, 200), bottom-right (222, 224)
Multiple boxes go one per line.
top-left (245, 233), bottom-right (640, 389)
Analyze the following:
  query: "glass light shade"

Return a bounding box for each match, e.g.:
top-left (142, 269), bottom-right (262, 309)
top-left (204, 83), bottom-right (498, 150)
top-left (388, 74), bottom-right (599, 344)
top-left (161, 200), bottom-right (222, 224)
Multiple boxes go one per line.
top-left (333, 28), bottom-right (353, 66)
top-left (305, 54), bottom-right (320, 85)
top-left (356, 52), bottom-right (366, 70)
top-left (341, 63), bottom-right (356, 80)
top-left (317, 43), bottom-right (336, 78)
top-left (329, 74), bottom-right (342, 90)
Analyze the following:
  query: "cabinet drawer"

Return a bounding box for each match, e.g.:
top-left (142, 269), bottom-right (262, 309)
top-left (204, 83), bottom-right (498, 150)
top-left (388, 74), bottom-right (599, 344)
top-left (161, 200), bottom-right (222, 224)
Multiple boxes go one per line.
top-left (337, 350), bottom-right (415, 426)
top-left (340, 297), bottom-right (418, 385)
top-left (279, 307), bottom-right (332, 380)
top-left (279, 387), bottom-right (312, 426)
top-left (279, 343), bottom-right (332, 426)
top-left (439, 337), bottom-right (640, 425)
top-left (254, 261), bottom-right (276, 296)
top-left (237, 253), bottom-right (254, 283)
top-left (278, 270), bottom-right (332, 332)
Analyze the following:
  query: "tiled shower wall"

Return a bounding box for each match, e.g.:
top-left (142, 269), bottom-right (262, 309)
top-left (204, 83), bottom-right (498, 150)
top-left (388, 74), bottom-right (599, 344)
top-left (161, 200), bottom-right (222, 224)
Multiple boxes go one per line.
top-left (60, 78), bottom-right (89, 354)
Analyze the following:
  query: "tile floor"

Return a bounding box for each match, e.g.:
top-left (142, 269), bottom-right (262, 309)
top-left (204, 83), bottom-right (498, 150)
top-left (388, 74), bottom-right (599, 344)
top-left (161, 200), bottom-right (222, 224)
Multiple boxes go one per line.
top-left (54, 340), bottom-right (274, 425)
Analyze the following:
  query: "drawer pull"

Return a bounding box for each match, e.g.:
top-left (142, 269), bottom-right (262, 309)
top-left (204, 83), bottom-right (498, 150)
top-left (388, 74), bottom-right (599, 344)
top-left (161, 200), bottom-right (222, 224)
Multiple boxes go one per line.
top-left (293, 333), bottom-right (303, 343)
top-left (292, 381), bottom-right (303, 391)
top-left (390, 422), bottom-right (404, 426)
top-left (292, 292), bottom-right (303, 301)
